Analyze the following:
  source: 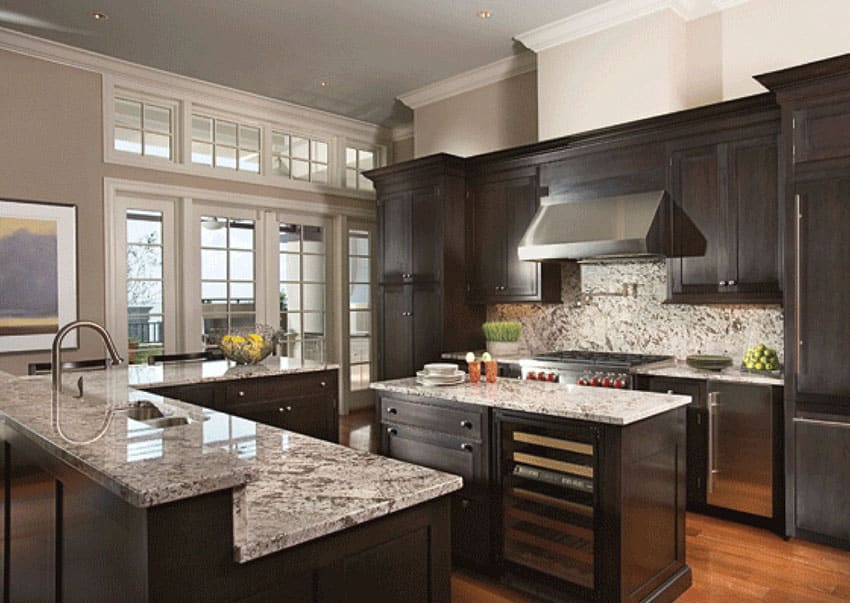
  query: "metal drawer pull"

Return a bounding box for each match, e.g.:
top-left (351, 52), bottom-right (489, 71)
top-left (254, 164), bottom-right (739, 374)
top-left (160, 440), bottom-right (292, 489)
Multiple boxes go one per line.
top-left (237, 390), bottom-right (245, 397)
top-left (728, 280), bottom-right (736, 286)
top-left (387, 407), bottom-right (398, 415)
top-left (719, 281), bottom-right (728, 287)
top-left (793, 417), bottom-right (850, 429)
top-left (460, 419), bottom-right (473, 429)
top-left (320, 381), bottom-right (327, 388)
top-left (387, 427), bottom-right (398, 436)
top-left (278, 406), bottom-right (292, 413)
top-left (460, 443), bottom-right (473, 452)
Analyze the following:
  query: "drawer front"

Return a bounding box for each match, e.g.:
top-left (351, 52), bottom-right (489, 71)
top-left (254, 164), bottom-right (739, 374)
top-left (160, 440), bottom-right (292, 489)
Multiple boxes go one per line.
top-left (254, 370), bottom-right (336, 402)
top-left (379, 395), bottom-right (482, 439)
top-left (383, 423), bottom-right (483, 485)
top-left (451, 494), bottom-right (492, 567)
top-left (224, 380), bottom-right (259, 404)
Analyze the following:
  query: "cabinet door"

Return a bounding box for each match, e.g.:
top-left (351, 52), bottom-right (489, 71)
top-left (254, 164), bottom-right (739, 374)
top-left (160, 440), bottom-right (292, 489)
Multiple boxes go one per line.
top-left (468, 180), bottom-right (506, 300)
top-left (383, 423), bottom-right (484, 485)
top-left (379, 285), bottom-right (413, 379)
top-left (411, 186), bottom-right (441, 283)
top-left (795, 179), bottom-right (850, 401)
top-left (378, 191), bottom-right (411, 282)
top-left (794, 417), bottom-right (850, 543)
top-left (729, 136), bottom-right (781, 296)
top-left (236, 395), bottom-right (336, 441)
top-left (503, 175), bottom-right (541, 298)
top-left (412, 283), bottom-right (442, 373)
top-left (669, 144), bottom-right (732, 296)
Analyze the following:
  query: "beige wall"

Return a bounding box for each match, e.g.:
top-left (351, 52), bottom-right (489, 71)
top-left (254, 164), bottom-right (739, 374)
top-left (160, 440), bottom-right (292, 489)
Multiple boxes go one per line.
top-left (392, 136), bottom-right (414, 163)
top-left (0, 49), bottom-right (371, 375)
top-left (538, 10), bottom-right (688, 140)
top-left (414, 70), bottom-right (538, 158)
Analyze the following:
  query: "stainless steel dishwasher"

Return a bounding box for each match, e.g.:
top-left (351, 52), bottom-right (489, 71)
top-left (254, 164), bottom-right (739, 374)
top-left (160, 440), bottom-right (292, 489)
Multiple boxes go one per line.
top-left (706, 382), bottom-right (775, 518)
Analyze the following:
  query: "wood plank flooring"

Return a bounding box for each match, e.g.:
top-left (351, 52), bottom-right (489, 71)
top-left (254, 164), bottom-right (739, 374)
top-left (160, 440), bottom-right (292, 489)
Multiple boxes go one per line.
top-left (339, 408), bottom-right (850, 602)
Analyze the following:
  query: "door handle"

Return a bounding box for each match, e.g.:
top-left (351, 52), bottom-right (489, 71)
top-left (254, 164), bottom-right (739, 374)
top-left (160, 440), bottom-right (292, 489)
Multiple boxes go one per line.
top-left (387, 427), bottom-right (397, 436)
top-left (460, 443), bottom-right (474, 452)
top-left (707, 391), bottom-right (720, 494)
top-left (795, 193), bottom-right (803, 377)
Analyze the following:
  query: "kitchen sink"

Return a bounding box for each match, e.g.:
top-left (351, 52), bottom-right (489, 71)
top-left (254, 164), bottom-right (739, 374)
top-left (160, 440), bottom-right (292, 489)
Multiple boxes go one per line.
top-left (121, 401), bottom-right (199, 429)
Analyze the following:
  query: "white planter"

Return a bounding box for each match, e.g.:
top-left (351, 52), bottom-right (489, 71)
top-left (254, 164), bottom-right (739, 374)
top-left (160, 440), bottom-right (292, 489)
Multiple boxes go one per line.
top-left (486, 341), bottom-right (519, 358)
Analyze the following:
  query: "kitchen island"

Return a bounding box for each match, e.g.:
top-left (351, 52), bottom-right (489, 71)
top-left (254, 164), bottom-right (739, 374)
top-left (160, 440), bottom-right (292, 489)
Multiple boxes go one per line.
top-left (371, 377), bottom-right (693, 602)
top-left (0, 362), bottom-right (462, 602)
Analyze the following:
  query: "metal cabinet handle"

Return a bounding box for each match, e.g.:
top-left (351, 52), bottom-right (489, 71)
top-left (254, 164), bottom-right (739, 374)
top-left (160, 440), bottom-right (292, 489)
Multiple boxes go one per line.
top-left (237, 390), bottom-right (245, 398)
top-left (727, 280), bottom-right (736, 286)
top-left (387, 427), bottom-right (397, 436)
top-left (719, 280), bottom-right (728, 287)
top-left (460, 419), bottom-right (473, 429)
top-left (795, 193), bottom-right (803, 377)
top-left (707, 391), bottom-right (719, 494)
top-left (460, 443), bottom-right (473, 452)
top-left (460, 498), bottom-right (470, 509)
top-left (793, 417), bottom-right (850, 429)
top-left (278, 405), bottom-right (292, 413)
top-left (387, 407), bottom-right (398, 415)
top-left (320, 381), bottom-right (327, 388)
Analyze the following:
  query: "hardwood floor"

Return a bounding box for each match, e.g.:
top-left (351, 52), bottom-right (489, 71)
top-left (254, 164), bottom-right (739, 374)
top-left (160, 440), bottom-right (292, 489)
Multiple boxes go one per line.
top-left (338, 408), bottom-right (850, 602)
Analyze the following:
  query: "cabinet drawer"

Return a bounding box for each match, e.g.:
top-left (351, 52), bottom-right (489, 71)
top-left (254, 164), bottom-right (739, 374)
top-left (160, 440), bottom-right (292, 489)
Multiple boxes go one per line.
top-left (379, 396), bottom-right (482, 439)
top-left (254, 371), bottom-right (336, 401)
top-left (383, 423), bottom-right (484, 485)
top-left (793, 100), bottom-right (850, 164)
top-left (224, 380), bottom-right (259, 404)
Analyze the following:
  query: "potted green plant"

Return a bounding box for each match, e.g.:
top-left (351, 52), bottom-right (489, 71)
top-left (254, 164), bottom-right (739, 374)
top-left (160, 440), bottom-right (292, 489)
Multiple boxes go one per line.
top-left (482, 321), bottom-right (522, 358)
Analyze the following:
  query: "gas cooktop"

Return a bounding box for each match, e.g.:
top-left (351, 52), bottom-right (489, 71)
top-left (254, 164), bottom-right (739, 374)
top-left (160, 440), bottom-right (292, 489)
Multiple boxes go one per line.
top-left (530, 350), bottom-right (673, 368)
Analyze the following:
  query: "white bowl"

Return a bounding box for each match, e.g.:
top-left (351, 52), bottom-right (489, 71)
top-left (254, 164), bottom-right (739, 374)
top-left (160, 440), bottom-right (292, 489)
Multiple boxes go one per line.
top-left (423, 363), bottom-right (459, 376)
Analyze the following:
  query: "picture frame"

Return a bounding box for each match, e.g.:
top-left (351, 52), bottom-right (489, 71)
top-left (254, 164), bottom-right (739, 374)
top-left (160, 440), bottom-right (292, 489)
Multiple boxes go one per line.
top-left (0, 199), bottom-right (78, 352)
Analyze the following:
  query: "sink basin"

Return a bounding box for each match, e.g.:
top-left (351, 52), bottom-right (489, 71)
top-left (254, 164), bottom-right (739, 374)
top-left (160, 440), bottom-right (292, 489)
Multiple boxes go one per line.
top-left (143, 417), bottom-right (192, 429)
top-left (125, 401), bottom-right (164, 421)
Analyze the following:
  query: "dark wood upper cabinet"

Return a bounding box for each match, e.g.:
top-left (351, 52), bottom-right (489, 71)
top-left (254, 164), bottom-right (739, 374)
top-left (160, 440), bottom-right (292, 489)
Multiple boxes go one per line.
top-left (366, 155), bottom-right (485, 379)
top-left (667, 127), bottom-right (782, 304)
top-left (466, 169), bottom-right (561, 304)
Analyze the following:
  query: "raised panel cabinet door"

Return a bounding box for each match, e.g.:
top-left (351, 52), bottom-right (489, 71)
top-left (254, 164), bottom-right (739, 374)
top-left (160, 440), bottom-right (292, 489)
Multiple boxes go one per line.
top-left (729, 136), bottom-right (782, 294)
top-left (669, 144), bottom-right (732, 295)
top-left (795, 180), bottom-right (850, 400)
top-left (794, 417), bottom-right (850, 542)
top-left (412, 283), bottom-right (442, 372)
top-left (411, 186), bottom-right (441, 282)
top-left (468, 180), bottom-right (506, 300)
top-left (380, 285), bottom-right (413, 379)
top-left (379, 191), bottom-right (412, 282)
top-left (503, 175), bottom-right (541, 298)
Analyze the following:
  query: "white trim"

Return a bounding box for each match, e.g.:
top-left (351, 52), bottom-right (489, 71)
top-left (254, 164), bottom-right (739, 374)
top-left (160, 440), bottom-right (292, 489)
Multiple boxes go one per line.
top-left (391, 125), bottom-right (414, 142)
top-left (0, 26), bottom-right (389, 143)
top-left (397, 52), bottom-right (537, 110)
top-left (514, 0), bottom-right (747, 53)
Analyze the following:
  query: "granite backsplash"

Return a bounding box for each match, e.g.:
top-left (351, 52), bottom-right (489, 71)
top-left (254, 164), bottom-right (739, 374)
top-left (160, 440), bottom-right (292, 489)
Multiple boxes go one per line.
top-left (488, 261), bottom-right (784, 362)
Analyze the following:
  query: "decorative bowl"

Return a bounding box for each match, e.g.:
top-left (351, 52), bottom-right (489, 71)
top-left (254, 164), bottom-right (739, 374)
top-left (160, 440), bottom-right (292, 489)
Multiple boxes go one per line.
top-left (219, 325), bottom-right (275, 365)
top-left (686, 355), bottom-right (733, 371)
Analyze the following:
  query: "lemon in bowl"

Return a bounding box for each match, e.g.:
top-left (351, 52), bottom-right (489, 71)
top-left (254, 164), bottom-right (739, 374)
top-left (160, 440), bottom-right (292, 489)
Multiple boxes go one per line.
top-left (219, 327), bottom-right (275, 365)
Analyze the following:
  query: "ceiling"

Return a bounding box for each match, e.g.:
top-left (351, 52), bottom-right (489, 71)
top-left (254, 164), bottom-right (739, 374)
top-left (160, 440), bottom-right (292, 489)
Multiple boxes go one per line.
top-left (0, 0), bottom-right (607, 127)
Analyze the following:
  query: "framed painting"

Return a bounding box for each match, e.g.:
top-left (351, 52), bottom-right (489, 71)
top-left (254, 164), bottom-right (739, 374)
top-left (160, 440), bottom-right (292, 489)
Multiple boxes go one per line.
top-left (0, 199), bottom-right (78, 352)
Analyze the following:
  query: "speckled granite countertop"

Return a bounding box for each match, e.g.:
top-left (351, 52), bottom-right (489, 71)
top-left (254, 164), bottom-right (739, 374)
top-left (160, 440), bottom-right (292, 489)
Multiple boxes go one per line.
top-left (634, 361), bottom-right (784, 387)
top-left (371, 377), bottom-right (691, 425)
top-left (0, 362), bottom-right (462, 563)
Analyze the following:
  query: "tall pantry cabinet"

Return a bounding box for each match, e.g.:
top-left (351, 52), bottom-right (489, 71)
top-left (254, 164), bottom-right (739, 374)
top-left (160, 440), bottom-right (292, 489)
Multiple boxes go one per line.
top-left (758, 55), bottom-right (850, 549)
top-left (364, 154), bottom-right (485, 380)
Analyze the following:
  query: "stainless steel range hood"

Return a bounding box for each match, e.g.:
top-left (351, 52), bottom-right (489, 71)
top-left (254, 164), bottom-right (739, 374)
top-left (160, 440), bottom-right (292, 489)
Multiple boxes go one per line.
top-left (517, 190), bottom-right (698, 262)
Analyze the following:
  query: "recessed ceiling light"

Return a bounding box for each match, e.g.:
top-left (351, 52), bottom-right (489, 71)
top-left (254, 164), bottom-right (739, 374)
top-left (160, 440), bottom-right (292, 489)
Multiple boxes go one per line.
top-left (320, 81), bottom-right (328, 87)
top-left (478, 10), bottom-right (493, 19)
top-left (91, 11), bottom-right (109, 21)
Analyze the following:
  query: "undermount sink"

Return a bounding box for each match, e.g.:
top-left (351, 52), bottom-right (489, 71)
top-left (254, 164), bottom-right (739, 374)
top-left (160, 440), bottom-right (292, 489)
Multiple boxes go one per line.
top-left (121, 401), bottom-right (196, 429)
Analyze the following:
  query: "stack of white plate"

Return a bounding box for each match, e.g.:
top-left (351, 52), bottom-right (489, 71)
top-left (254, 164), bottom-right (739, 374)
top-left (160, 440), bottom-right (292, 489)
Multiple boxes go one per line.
top-left (416, 363), bottom-right (465, 386)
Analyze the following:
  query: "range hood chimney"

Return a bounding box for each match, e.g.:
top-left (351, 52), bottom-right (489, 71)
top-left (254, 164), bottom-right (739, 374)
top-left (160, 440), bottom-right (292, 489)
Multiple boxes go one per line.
top-left (517, 190), bottom-right (702, 262)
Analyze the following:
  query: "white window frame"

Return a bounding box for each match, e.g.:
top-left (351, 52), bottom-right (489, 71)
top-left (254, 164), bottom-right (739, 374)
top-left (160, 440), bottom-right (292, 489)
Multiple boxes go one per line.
top-left (104, 85), bottom-right (181, 169)
top-left (344, 221), bottom-right (376, 411)
top-left (343, 142), bottom-right (385, 191)
top-left (104, 193), bottom-right (179, 357)
top-left (190, 109), bottom-right (263, 175)
top-left (269, 129), bottom-right (332, 185)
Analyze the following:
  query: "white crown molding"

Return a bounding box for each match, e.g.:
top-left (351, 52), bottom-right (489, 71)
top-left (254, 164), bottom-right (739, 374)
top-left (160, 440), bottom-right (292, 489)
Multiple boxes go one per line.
top-left (391, 124), bottom-right (414, 142)
top-left (398, 51), bottom-right (536, 110)
top-left (515, 0), bottom-right (751, 53)
top-left (0, 26), bottom-right (390, 142)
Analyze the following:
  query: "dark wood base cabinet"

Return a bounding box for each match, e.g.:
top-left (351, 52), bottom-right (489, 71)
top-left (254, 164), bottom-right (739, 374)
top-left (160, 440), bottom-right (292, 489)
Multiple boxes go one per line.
top-left (143, 369), bottom-right (339, 443)
top-left (375, 392), bottom-right (691, 602)
top-left (0, 423), bottom-right (452, 603)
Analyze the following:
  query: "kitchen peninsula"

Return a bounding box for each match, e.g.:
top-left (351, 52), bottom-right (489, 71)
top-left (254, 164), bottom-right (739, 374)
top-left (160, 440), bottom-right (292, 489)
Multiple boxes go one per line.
top-left (0, 360), bottom-right (461, 602)
top-left (371, 377), bottom-right (693, 602)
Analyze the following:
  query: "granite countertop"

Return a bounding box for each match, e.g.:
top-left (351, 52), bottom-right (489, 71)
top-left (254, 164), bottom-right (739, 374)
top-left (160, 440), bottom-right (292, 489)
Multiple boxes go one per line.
top-left (634, 360), bottom-right (785, 386)
top-left (371, 377), bottom-right (691, 426)
top-left (0, 362), bottom-right (462, 564)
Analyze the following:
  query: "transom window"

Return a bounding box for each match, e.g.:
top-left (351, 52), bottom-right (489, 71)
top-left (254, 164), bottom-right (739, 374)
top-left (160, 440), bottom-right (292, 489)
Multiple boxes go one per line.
top-left (345, 147), bottom-right (375, 191)
top-left (126, 210), bottom-right (165, 359)
top-left (200, 216), bottom-right (257, 340)
top-left (348, 229), bottom-right (372, 391)
top-left (114, 98), bottom-right (173, 160)
top-left (279, 222), bottom-right (326, 361)
top-left (271, 132), bottom-right (329, 184)
top-left (192, 115), bottom-right (260, 173)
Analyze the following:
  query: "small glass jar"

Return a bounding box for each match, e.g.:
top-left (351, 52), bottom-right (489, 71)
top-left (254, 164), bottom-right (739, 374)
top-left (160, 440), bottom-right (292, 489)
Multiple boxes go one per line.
top-left (468, 360), bottom-right (482, 384)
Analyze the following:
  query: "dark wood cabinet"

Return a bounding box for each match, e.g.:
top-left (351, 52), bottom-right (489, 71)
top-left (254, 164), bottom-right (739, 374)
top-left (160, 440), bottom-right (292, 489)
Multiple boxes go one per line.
top-left (143, 369), bottom-right (339, 442)
top-left (667, 129), bottom-right (782, 304)
top-left (366, 155), bottom-right (485, 380)
top-left (637, 376), bottom-right (707, 510)
top-left (466, 169), bottom-right (561, 304)
top-left (376, 391), bottom-right (493, 569)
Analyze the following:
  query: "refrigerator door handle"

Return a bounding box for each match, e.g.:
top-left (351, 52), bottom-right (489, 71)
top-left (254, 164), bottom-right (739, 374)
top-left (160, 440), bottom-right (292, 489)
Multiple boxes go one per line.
top-left (707, 391), bottom-right (720, 493)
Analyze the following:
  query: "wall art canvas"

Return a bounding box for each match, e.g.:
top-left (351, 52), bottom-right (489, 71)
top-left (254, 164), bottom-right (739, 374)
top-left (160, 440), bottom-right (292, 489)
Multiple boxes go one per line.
top-left (0, 200), bottom-right (77, 352)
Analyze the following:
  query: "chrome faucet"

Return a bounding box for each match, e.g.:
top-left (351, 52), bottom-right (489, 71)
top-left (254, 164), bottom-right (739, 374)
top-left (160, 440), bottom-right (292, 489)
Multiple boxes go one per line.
top-left (51, 321), bottom-right (124, 394)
